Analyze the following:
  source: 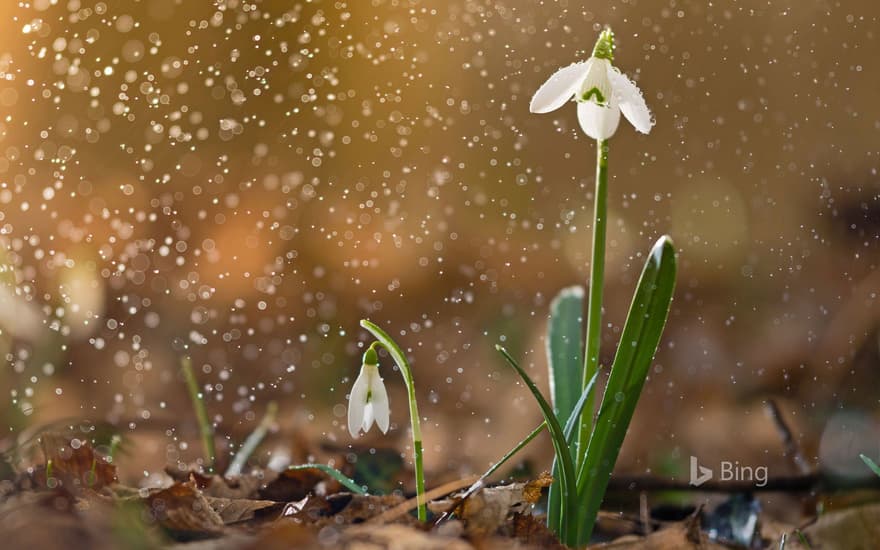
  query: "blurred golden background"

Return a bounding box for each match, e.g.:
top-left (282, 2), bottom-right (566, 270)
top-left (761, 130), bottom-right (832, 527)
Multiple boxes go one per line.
top-left (1, 0), bottom-right (878, 502)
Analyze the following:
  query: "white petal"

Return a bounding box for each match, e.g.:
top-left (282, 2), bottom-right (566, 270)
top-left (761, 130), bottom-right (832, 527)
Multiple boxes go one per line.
top-left (529, 61), bottom-right (588, 114)
top-left (578, 58), bottom-right (613, 105)
top-left (610, 69), bottom-right (653, 134)
top-left (347, 367), bottom-right (371, 438)
top-left (577, 98), bottom-right (620, 140)
top-left (362, 402), bottom-right (375, 432)
top-left (368, 370), bottom-right (390, 434)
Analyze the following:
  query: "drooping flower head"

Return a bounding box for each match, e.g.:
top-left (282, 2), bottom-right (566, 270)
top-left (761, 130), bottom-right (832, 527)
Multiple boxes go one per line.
top-left (530, 29), bottom-right (653, 140)
top-left (347, 345), bottom-right (390, 438)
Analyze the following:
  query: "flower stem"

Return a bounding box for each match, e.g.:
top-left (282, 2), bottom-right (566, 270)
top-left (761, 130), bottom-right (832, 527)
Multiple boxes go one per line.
top-left (181, 356), bottom-right (216, 473)
top-left (576, 138), bottom-right (608, 468)
top-left (360, 319), bottom-right (427, 522)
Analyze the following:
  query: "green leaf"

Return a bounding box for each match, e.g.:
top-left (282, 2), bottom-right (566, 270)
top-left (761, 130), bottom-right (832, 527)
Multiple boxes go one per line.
top-left (574, 235), bottom-right (677, 544)
top-left (545, 285), bottom-right (586, 534)
top-left (287, 464), bottom-right (368, 495)
top-left (548, 368), bottom-right (600, 532)
top-left (496, 344), bottom-right (578, 541)
top-left (226, 401), bottom-right (277, 478)
top-left (546, 285), bottom-right (585, 426)
top-left (860, 454), bottom-right (880, 478)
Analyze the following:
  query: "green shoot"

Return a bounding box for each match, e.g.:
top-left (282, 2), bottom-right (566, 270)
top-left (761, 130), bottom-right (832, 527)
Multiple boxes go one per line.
top-left (860, 453), bottom-right (880, 477)
top-left (181, 356), bottom-right (215, 474)
top-left (287, 464), bottom-right (367, 495)
top-left (225, 401), bottom-right (278, 478)
top-left (546, 285), bottom-right (584, 528)
top-left (495, 344), bottom-right (578, 538)
top-left (574, 236), bottom-right (676, 544)
top-left (493, 234), bottom-right (676, 546)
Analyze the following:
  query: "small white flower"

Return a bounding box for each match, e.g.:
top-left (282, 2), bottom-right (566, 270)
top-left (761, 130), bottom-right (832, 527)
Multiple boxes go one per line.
top-left (347, 347), bottom-right (390, 438)
top-left (529, 30), bottom-right (653, 140)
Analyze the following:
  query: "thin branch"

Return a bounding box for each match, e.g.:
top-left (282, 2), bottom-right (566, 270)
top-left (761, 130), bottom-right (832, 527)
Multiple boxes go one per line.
top-left (765, 399), bottom-right (811, 475)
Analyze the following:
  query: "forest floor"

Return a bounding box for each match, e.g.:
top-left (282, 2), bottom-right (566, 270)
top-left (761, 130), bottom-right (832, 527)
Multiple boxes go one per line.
top-left (2, 429), bottom-right (880, 549)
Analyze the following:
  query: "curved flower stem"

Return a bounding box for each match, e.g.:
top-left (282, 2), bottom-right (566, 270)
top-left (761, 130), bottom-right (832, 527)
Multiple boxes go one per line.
top-left (360, 319), bottom-right (427, 522)
top-left (576, 138), bottom-right (608, 467)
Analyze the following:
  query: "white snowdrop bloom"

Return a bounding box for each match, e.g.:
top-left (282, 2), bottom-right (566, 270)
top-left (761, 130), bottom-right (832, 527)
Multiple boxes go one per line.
top-left (529, 29), bottom-right (653, 140)
top-left (347, 347), bottom-right (390, 438)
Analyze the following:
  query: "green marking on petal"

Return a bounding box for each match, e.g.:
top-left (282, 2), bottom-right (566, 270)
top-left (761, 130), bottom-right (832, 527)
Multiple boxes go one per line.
top-left (580, 87), bottom-right (607, 105)
top-left (592, 29), bottom-right (614, 61)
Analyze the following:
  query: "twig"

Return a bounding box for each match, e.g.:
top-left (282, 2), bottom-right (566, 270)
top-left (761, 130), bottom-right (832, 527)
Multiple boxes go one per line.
top-left (181, 356), bottom-right (216, 473)
top-left (765, 399), bottom-right (810, 475)
top-left (370, 476), bottom-right (479, 525)
top-left (225, 401), bottom-right (278, 477)
top-left (639, 491), bottom-right (651, 535)
top-left (434, 422), bottom-right (546, 526)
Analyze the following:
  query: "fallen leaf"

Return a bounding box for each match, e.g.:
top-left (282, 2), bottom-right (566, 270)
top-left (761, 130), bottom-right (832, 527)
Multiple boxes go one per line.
top-left (144, 479), bottom-right (224, 534)
top-left (785, 503), bottom-right (880, 550)
top-left (280, 493), bottom-right (406, 528)
top-left (205, 496), bottom-right (282, 525)
top-left (341, 524), bottom-right (473, 550)
top-left (36, 433), bottom-right (117, 491)
top-left (590, 518), bottom-right (728, 549)
top-left (258, 466), bottom-right (342, 502)
top-left (521, 471), bottom-right (553, 504)
top-left (429, 476), bottom-right (551, 537)
top-left (504, 513), bottom-right (565, 549)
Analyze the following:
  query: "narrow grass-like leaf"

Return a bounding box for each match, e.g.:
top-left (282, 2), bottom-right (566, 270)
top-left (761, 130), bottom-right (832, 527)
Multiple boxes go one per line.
top-left (435, 421), bottom-right (547, 525)
top-left (225, 401), bottom-right (278, 477)
top-left (548, 369), bottom-right (601, 530)
top-left (181, 356), bottom-right (215, 473)
top-left (287, 464), bottom-right (367, 495)
top-left (860, 454), bottom-right (880, 478)
top-left (574, 235), bottom-right (677, 544)
top-left (564, 370), bottom-right (600, 445)
top-left (496, 344), bottom-right (577, 540)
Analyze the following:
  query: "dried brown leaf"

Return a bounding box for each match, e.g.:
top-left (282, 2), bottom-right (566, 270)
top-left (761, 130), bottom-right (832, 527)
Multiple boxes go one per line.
top-left (258, 467), bottom-right (342, 502)
top-left (340, 524), bottom-right (473, 550)
top-left (590, 522), bottom-right (728, 549)
top-left (429, 478), bottom-right (546, 537)
top-left (205, 496), bottom-right (282, 525)
top-left (792, 503), bottom-right (880, 550)
top-left (144, 479), bottom-right (224, 534)
top-left (504, 513), bottom-right (565, 549)
top-left (36, 433), bottom-right (117, 491)
top-left (521, 471), bottom-right (553, 505)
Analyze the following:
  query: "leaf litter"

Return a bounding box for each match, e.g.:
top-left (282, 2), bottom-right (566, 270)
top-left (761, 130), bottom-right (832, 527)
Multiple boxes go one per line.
top-left (3, 431), bottom-right (880, 549)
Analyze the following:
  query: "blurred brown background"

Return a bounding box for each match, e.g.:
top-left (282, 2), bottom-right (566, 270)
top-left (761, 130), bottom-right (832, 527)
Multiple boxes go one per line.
top-left (1, 0), bottom-right (878, 504)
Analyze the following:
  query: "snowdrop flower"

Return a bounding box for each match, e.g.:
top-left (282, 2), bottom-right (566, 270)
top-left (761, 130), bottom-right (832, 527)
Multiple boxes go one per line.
top-left (529, 29), bottom-right (653, 140)
top-left (347, 345), bottom-right (390, 438)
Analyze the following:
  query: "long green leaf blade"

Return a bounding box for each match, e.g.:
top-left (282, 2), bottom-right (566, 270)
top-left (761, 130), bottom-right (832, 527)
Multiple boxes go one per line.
top-left (287, 464), bottom-right (368, 495)
top-left (860, 454), bottom-right (880, 478)
top-left (547, 285), bottom-right (585, 425)
top-left (546, 285), bottom-right (585, 532)
top-left (496, 344), bottom-right (577, 541)
top-left (575, 235), bottom-right (677, 545)
top-left (549, 369), bottom-right (600, 531)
